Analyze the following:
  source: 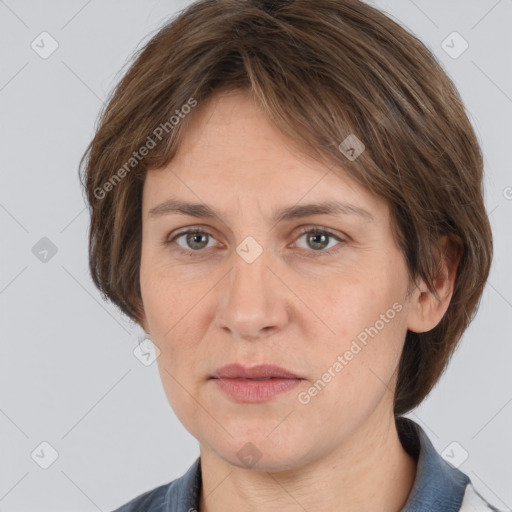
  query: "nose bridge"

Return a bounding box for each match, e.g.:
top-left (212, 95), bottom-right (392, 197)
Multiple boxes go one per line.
top-left (216, 237), bottom-right (288, 339)
top-left (232, 237), bottom-right (269, 294)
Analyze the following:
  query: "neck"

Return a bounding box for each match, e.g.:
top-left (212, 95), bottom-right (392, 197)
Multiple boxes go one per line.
top-left (198, 410), bottom-right (417, 512)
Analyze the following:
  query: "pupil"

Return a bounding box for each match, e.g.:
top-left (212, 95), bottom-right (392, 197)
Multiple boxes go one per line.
top-left (309, 233), bottom-right (327, 250)
top-left (188, 233), bottom-right (208, 249)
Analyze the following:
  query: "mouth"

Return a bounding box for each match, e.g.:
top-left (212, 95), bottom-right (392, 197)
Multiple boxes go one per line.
top-left (210, 363), bottom-right (303, 380)
top-left (209, 364), bottom-right (303, 402)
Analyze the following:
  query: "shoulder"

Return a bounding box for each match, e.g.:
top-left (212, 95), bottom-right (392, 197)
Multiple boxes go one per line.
top-left (109, 457), bottom-right (202, 512)
top-left (460, 482), bottom-right (509, 512)
top-left (109, 480), bottom-right (176, 512)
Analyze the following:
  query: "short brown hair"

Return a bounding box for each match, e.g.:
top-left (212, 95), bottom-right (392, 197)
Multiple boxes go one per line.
top-left (79, 0), bottom-right (493, 416)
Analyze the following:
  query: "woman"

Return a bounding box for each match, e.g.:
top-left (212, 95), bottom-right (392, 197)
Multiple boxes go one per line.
top-left (79, 0), bottom-right (504, 510)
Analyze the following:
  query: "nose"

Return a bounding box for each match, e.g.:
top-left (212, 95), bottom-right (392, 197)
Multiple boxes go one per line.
top-left (215, 246), bottom-right (290, 341)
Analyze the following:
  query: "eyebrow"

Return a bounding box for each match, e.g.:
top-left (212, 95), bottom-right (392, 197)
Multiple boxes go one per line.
top-left (147, 198), bottom-right (374, 223)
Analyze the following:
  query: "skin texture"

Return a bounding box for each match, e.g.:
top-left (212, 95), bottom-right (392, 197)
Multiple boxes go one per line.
top-left (138, 89), bottom-right (460, 512)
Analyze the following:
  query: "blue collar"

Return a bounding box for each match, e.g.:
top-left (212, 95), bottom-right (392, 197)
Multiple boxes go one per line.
top-left (397, 416), bottom-right (470, 511)
top-left (117, 417), bottom-right (470, 511)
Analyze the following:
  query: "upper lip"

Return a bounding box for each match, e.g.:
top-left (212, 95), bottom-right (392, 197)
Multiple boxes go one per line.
top-left (211, 363), bottom-right (302, 380)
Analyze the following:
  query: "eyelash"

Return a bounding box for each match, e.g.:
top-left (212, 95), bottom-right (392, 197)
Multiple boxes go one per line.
top-left (163, 226), bottom-right (345, 258)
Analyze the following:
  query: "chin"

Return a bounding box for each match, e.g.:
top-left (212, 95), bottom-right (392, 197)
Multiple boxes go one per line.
top-left (212, 434), bottom-right (314, 473)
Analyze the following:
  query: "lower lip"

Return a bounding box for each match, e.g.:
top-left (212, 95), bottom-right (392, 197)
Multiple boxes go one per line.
top-left (212, 377), bottom-right (302, 402)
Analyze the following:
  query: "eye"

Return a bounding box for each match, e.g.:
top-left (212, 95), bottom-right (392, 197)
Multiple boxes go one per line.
top-left (293, 227), bottom-right (345, 257)
top-left (168, 228), bottom-right (218, 254)
top-left (164, 226), bottom-right (345, 257)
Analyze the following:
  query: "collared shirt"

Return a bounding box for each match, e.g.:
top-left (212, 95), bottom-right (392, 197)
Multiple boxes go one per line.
top-left (111, 417), bottom-right (506, 512)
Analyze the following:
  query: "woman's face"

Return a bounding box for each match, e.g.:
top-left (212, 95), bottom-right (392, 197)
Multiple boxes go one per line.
top-left (139, 89), bottom-right (417, 470)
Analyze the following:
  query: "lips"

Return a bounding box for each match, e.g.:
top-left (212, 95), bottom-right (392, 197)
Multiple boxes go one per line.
top-left (210, 363), bottom-right (303, 402)
top-left (211, 363), bottom-right (302, 380)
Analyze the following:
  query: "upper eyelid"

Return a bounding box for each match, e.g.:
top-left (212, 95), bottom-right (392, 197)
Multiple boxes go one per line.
top-left (170, 225), bottom-right (343, 239)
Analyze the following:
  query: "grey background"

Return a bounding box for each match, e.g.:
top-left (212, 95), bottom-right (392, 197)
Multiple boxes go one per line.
top-left (0, 0), bottom-right (511, 510)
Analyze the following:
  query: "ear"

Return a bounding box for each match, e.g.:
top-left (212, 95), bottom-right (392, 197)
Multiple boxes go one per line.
top-left (407, 234), bottom-right (463, 333)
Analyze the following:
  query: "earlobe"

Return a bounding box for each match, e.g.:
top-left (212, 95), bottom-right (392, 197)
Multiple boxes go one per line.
top-left (406, 234), bottom-right (463, 334)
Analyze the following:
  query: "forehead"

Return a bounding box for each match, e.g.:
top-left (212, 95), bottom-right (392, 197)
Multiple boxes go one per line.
top-left (143, 90), bottom-right (389, 222)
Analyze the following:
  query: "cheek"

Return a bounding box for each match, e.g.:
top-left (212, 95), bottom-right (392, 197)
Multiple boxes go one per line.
top-left (140, 263), bottom-right (215, 367)
top-left (309, 274), bottom-right (407, 384)
top-left (310, 274), bottom-right (390, 336)
top-left (154, 358), bottom-right (203, 441)
top-left (144, 275), bottom-right (203, 424)
top-left (140, 257), bottom-right (190, 325)
top-left (140, 271), bottom-right (189, 367)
